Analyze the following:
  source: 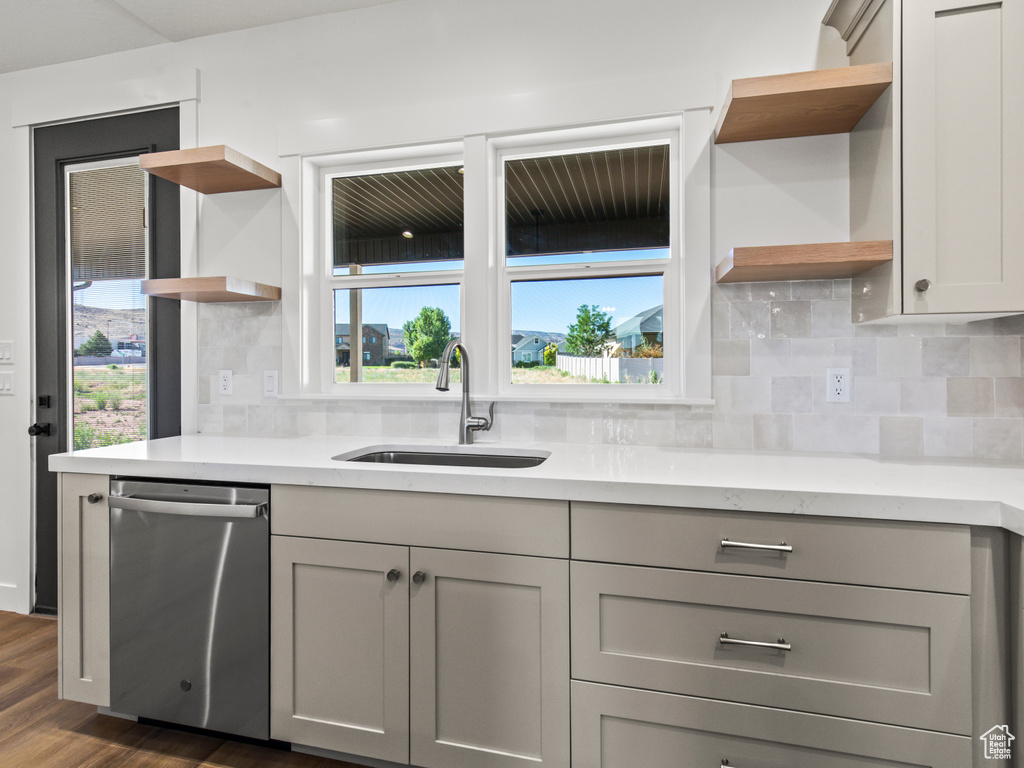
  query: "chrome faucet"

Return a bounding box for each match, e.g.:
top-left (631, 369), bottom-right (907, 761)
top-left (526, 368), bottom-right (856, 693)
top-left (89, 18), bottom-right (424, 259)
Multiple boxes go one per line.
top-left (436, 339), bottom-right (494, 444)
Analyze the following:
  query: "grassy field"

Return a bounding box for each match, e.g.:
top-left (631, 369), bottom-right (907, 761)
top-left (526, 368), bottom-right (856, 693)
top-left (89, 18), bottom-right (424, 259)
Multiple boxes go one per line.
top-left (73, 364), bottom-right (147, 450)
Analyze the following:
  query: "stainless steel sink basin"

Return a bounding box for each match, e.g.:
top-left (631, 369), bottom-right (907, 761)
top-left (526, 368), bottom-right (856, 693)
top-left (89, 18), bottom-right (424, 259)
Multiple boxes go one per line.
top-left (333, 444), bottom-right (549, 469)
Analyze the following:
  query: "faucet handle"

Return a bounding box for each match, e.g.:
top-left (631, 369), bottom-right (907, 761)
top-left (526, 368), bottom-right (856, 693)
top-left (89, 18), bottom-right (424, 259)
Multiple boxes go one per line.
top-left (468, 401), bottom-right (495, 432)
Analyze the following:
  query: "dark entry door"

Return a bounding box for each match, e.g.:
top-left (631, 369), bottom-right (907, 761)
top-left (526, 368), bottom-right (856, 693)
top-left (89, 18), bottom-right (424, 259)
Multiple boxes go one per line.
top-left (32, 108), bottom-right (181, 614)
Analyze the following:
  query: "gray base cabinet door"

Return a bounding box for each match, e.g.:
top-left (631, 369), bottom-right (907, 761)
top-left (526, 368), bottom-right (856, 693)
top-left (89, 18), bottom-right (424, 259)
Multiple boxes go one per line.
top-left (270, 536), bottom-right (410, 764)
top-left (410, 548), bottom-right (570, 768)
top-left (58, 472), bottom-right (110, 706)
top-left (571, 681), bottom-right (972, 768)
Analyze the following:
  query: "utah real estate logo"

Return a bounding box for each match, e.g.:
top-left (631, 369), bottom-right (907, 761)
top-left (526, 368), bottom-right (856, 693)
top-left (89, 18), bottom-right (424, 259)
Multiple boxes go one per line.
top-left (980, 725), bottom-right (1014, 760)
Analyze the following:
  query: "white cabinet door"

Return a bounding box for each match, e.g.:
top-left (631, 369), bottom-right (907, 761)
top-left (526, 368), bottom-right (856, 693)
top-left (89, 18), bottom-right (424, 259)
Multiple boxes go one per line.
top-left (59, 472), bottom-right (110, 706)
top-left (410, 548), bottom-right (569, 768)
top-left (903, 0), bottom-right (1024, 314)
top-left (270, 536), bottom-right (409, 763)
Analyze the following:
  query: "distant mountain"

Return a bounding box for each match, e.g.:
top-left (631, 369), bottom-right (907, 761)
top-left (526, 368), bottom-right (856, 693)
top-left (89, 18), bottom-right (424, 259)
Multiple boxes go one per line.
top-left (512, 330), bottom-right (567, 347)
top-left (72, 304), bottom-right (145, 346)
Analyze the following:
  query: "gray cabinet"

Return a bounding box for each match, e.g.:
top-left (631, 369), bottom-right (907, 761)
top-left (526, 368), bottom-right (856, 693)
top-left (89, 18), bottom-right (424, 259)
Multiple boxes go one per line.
top-left (901, 0), bottom-right (1024, 315)
top-left (410, 548), bottom-right (569, 768)
top-left (830, 0), bottom-right (1024, 320)
top-left (571, 681), bottom-right (972, 768)
top-left (58, 472), bottom-right (110, 707)
top-left (269, 485), bottom-right (571, 768)
top-left (571, 561), bottom-right (971, 733)
top-left (571, 501), bottom-right (971, 593)
top-left (569, 501), bottom-right (978, 766)
top-left (270, 536), bottom-right (410, 764)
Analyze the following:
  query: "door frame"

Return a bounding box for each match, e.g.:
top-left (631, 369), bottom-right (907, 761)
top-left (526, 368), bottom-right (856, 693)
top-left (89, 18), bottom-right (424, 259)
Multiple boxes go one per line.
top-left (4, 70), bottom-right (198, 614)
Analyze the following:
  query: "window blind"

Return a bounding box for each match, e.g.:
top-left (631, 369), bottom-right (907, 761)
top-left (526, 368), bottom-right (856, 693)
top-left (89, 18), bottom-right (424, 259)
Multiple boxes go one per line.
top-left (69, 163), bottom-right (147, 281)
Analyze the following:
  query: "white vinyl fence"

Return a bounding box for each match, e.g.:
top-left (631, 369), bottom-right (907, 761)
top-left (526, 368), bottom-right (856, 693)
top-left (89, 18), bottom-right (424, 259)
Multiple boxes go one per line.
top-left (556, 355), bottom-right (664, 383)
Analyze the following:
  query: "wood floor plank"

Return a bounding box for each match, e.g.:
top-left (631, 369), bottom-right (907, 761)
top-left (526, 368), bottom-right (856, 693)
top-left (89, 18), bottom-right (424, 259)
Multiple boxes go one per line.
top-left (0, 612), bottom-right (365, 768)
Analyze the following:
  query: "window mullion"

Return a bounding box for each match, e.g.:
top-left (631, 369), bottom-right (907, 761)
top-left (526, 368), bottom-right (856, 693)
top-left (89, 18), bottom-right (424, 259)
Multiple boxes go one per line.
top-left (461, 135), bottom-right (494, 396)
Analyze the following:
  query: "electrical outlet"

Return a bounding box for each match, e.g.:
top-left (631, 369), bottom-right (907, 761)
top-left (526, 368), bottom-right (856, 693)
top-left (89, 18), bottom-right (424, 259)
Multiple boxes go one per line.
top-left (826, 367), bottom-right (851, 403)
top-left (262, 370), bottom-right (278, 398)
top-left (218, 369), bottom-right (233, 396)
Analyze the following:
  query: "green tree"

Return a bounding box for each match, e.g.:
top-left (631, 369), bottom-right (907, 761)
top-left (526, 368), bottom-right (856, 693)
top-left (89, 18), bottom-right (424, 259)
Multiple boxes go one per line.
top-left (564, 304), bottom-right (612, 357)
top-left (543, 342), bottom-right (558, 366)
top-left (77, 330), bottom-right (113, 356)
top-left (403, 307), bottom-right (453, 365)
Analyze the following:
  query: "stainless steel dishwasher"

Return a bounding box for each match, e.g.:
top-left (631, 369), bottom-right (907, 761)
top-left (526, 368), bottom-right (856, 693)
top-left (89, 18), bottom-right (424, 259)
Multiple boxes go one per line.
top-left (108, 479), bottom-right (270, 740)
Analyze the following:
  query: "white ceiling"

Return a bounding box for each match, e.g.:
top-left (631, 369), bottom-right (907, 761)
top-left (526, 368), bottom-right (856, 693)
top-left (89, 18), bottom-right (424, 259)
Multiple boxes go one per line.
top-left (0, 0), bottom-right (405, 75)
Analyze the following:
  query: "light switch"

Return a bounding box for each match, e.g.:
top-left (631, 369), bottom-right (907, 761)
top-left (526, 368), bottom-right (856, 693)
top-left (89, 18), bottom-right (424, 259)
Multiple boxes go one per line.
top-left (0, 371), bottom-right (14, 395)
top-left (0, 341), bottom-right (13, 364)
top-left (262, 370), bottom-right (278, 398)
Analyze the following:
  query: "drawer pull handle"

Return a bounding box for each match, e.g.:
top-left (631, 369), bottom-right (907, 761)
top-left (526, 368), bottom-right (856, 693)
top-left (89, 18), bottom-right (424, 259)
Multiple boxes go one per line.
top-left (720, 538), bottom-right (793, 553)
top-left (386, 569), bottom-right (400, 583)
top-left (719, 632), bottom-right (791, 651)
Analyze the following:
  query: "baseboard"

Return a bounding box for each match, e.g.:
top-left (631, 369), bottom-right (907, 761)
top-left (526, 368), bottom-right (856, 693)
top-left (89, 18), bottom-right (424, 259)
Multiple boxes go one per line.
top-left (0, 583), bottom-right (31, 614)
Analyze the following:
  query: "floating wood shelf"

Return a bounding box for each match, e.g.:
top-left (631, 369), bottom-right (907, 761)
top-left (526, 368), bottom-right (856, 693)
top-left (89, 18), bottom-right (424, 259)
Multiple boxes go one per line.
top-left (142, 276), bottom-right (281, 303)
top-left (715, 241), bottom-right (893, 283)
top-left (139, 145), bottom-right (281, 194)
top-left (715, 62), bottom-right (893, 144)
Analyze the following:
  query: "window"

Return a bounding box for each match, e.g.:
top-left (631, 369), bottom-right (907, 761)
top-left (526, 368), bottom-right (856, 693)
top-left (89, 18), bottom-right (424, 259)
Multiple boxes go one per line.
top-left (312, 143), bottom-right (464, 391)
top-left (495, 121), bottom-right (682, 397)
top-left (289, 116), bottom-right (711, 402)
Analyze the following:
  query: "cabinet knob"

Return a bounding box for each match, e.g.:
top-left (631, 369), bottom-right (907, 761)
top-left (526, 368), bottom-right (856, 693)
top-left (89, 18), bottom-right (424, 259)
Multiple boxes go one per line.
top-left (386, 569), bottom-right (400, 583)
top-left (412, 571), bottom-right (427, 585)
top-left (87, 493), bottom-right (103, 504)
top-left (915, 279), bottom-right (931, 292)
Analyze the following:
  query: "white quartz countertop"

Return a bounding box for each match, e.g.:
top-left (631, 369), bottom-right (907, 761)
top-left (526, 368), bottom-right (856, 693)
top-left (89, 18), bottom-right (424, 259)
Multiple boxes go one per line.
top-left (49, 435), bottom-right (1024, 535)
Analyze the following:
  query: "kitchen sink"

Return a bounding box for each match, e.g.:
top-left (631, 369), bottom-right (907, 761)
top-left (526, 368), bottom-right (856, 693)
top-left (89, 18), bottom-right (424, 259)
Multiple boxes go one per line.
top-left (333, 444), bottom-right (549, 469)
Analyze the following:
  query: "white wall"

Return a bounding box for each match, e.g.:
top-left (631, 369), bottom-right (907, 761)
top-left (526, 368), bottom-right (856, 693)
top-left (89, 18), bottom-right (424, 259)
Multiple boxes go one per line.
top-left (0, 0), bottom-right (847, 611)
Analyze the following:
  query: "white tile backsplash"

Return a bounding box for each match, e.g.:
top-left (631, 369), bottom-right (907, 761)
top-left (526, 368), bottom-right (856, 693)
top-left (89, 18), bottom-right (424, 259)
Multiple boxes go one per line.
top-left (196, 287), bottom-right (1024, 463)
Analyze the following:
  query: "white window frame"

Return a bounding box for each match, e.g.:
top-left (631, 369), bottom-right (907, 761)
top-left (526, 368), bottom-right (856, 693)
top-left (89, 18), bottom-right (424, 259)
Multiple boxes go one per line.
top-left (285, 113), bottom-right (711, 403)
top-left (296, 141), bottom-right (465, 398)
top-left (493, 117), bottom-right (688, 402)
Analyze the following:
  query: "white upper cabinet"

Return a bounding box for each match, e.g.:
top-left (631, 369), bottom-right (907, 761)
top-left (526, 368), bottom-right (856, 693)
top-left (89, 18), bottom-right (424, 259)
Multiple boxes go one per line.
top-left (902, 0), bottom-right (1024, 314)
top-left (830, 0), bottom-right (1024, 320)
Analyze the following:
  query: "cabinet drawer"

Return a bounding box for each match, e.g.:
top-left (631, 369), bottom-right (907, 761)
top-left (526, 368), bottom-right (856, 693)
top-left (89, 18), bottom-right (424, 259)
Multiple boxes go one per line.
top-left (571, 502), bottom-right (970, 593)
top-left (571, 562), bottom-right (971, 734)
top-left (273, 485), bottom-right (568, 558)
top-left (571, 681), bottom-right (971, 768)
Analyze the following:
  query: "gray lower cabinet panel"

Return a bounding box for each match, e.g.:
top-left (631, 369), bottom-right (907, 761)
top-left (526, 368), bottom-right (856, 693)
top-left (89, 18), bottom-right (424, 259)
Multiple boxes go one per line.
top-left (570, 681), bottom-right (972, 768)
top-left (58, 472), bottom-right (110, 707)
top-left (410, 548), bottom-right (570, 768)
top-left (571, 562), bottom-right (972, 735)
top-left (272, 485), bottom-right (569, 558)
top-left (571, 502), bottom-right (971, 594)
top-left (270, 536), bottom-right (410, 764)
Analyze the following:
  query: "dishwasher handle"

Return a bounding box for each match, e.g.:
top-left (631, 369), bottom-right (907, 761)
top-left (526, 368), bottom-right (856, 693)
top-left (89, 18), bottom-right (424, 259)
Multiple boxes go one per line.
top-left (108, 495), bottom-right (267, 519)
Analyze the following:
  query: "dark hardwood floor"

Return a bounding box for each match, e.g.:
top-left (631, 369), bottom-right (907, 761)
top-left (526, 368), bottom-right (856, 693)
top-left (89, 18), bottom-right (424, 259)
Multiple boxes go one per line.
top-left (0, 611), bottom-right (358, 768)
